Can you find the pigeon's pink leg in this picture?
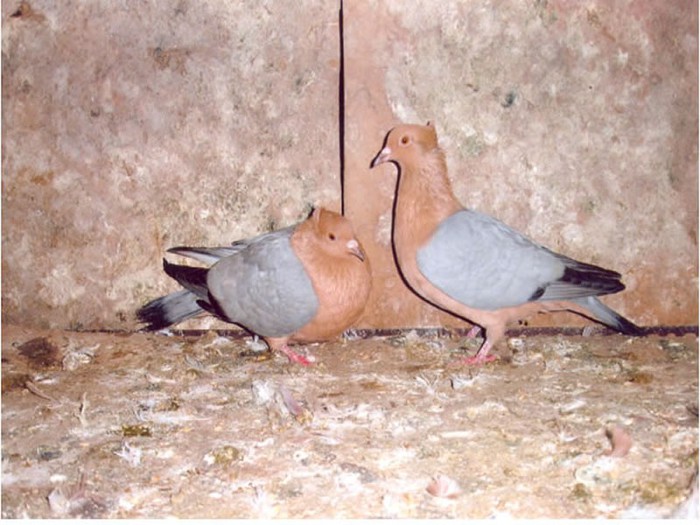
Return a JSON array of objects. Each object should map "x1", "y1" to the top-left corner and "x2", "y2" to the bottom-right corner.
[
  {"x1": 458, "y1": 339, "x2": 498, "y2": 366},
  {"x1": 278, "y1": 344, "x2": 314, "y2": 366},
  {"x1": 447, "y1": 325, "x2": 496, "y2": 366},
  {"x1": 466, "y1": 325, "x2": 482, "y2": 339}
]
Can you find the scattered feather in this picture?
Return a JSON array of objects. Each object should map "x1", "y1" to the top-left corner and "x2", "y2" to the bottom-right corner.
[
  {"x1": 47, "y1": 487, "x2": 71, "y2": 515},
  {"x1": 251, "y1": 485, "x2": 276, "y2": 519},
  {"x1": 605, "y1": 426, "x2": 633, "y2": 457},
  {"x1": 245, "y1": 336, "x2": 268, "y2": 352},
  {"x1": 278, "y1": 384, "x2": 312, "y2": 423},
  {"x1": 581, "y1": 325, "x2": 596, "y2": 337},
  {"x1": 415, "y1": 373, "x2": 440, "y2": 396},
  {"x1": 277, "y1": 384, "x2": 303, "y2": 417},
  {"x1": 426, "y1": 473, "x2": 462, "y2": 499},
  {"x1": 507, "y1": 337, "x2": 526, "y2": 351},
  {"x1": 251, "y1": 379, "x2": 276, "y2": 406},
  {"x1": 62, "y1": 343, "x2": 99, "y2": 371},
  {"x1": 450, "y1": 373, "x2": 477, "y2": 390},
  {"x1": 114, "y1": 442, "x2": 142, "y2": 466},
  {"x1": 25, "y1": 381, "x2": 59, "y2": 403},
  {"x1": 559, "y1": 399, "x2": 587, "y2": 415},
  {"x1": 183, "y1": 355, "x2": 210, "y2": 372},
  {"x1": 75, "y1": 392, "x2": 89, "y2": 427}
]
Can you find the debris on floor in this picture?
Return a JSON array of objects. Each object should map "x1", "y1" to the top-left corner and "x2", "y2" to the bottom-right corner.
[{"x1": 1, "y1": 324, "x2": 697, "y2": 518}]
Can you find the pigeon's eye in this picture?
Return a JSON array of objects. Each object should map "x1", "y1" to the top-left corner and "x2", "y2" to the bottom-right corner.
[
  {"x1": 400, "y1": 135, "x2": 410, "y2": 145},
  {"x1": 328, "y1": 233, "x2": 336, "y2": 241}
]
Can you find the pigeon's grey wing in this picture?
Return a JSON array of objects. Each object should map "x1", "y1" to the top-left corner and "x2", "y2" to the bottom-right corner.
[
  {"x1": 168, "y1": 226, "x2": 297, "y2": 266},
  {"x1": 167, "y1": 246, "x2": 242, "y2": 266},
  {"x1": 206, "y1": 231, "x2": 318, "y2": 337},
  {"x1": 230, "y1": 225, "x2": 296, "y2": 248},
  {"x1": 417, "y1": 210, "x2": 567, "y2": 310}
]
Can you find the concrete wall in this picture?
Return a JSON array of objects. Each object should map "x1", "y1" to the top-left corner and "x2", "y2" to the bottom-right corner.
[{"x1": 2, "y1": 0, "x2": 697, "y2": 331}]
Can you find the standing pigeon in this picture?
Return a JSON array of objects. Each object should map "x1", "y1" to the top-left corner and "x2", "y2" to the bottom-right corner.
[
  {"x1": 137, "y1": 208, "x2": 372, "y2": 365},
  {"x1": 371, "y1": 122, "x2": 641, "y2": 364}
]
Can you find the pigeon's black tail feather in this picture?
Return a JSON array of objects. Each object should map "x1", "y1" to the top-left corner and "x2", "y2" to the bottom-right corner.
[
  {"x1": 614, "y1": 313, "x2": 645, "y2": 336},
  {"x1": 560, "y1": 265, "x2": 625, "y2": 296},
  {"x1": 571, "y1": 296, "x2": 643, "y2": 336},
  {"x1": 136, "y1": 259, "x2": 212, "y2": 331},
  {"x1": 136, "y1": 289, "x2": 204, "y2": 331},
  {"x1": 163, "y1": 259, "x2": 209, "y2": 298}
]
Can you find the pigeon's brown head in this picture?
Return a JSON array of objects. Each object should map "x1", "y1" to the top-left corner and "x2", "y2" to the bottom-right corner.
[
  {"x1": 308, "y1": 208, "x2": 366, "y2": 263},
  {"x1": 370, "y1": 121, "x2": 439, "y2": 170}
]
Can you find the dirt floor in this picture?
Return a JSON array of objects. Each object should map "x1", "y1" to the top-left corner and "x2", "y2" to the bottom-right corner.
[{"x1": 1, "y1": 323, "x2": 698, "y2": 519}]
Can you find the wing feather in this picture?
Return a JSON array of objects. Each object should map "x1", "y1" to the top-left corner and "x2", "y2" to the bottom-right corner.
[{"x1": 417, "y1": 210, "x2": 624, "y2": 310}]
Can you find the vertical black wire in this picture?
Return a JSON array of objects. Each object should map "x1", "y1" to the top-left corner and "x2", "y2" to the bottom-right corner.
[{"x1": 338, "y1": 0, "x2": 345, "y2": 216}]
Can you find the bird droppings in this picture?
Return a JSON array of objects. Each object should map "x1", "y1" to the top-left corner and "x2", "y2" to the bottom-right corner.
[
  {"x1": 16, "y1": 337, "x2": 61, "y2": 369},
  {"x1": 501, "y1": 90, "x2": 518, "y2": 108},
  {"x1": 1, "y1": 323, "x2": 697, "y2": 519},
  {"x1": 204, "y1": 446, "x2": 243, "y2": 467},
  {"x1": 120, "y1": 424, "x2": 152, "y2": 438}
]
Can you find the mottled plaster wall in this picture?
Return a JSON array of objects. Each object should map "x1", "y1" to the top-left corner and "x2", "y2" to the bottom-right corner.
[
  {"x1": 2, "y1": 0, "x2": 697, "y2": 331},
  {"x1": 2, "y1": 0, "x2": 342, "y2": 329},
  {"x1": 345, "y1": 0, "x2": 698, "y2": 330}
]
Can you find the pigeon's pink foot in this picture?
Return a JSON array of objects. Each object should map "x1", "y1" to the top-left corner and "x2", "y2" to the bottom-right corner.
[
  {"x1": 449, "y1": 339, "x2": 497, "y2": 366},
  {"x1": 460, "y1": 353, "x2": 498, "y2": 366},
  {"x1": 278, "y1": 345, "x2": 314, "y2": 366},
  {"x1": 466, "y1": 325, "x2": 482, "y2": 339}
]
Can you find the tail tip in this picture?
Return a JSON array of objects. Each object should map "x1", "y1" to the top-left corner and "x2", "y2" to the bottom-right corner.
[
  {"x1": 615, "y1": 315, "x2": 644, "y2": 336},
  {"x1": 135, "y1": 304, "x2": 171, "y2": 332}
]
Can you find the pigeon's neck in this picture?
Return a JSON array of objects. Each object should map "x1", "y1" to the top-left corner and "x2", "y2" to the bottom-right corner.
[
  {"x1": 396, "y1": 151, "x2": 462, "y2": 223},
  {"x1": 394, "y1": 150, "x2": 463, "y2": 252}
]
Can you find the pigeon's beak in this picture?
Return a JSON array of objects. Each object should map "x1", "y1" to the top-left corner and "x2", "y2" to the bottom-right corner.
[
  {"x1": 370, "y1": 147, "x2": 392, "y2": 168},
  {"x1": 346, "y1": 239, "x2": 366, "y2": 262}
]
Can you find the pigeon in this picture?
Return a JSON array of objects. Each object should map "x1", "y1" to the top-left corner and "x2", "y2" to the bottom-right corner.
[
  {"x1": 371, "y1": 122, "x2": 641, "y2": 364},
  {"x1": 137, "y1": 208, "x2": 372, "y2": 365}
]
